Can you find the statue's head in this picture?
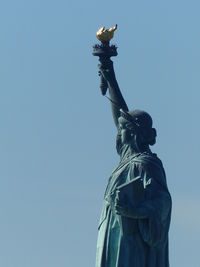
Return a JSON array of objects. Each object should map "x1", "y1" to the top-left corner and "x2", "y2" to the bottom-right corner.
[{"x1": 118, "y1": 109, "x2": 157, "y2": 150}]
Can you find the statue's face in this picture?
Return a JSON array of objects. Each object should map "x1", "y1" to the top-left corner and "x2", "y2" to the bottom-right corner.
[{"x1": 118, "y1": 117, "x2": 133, "y2": 145}]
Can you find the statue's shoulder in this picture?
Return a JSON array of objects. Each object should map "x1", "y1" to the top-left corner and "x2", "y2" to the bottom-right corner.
[
  {"x1": 132, "y1": 152, "x2": 168, "y2": 189},
  {"x1": 132, "y1": 152, "x2": 164, "y2": 174},
  {"x1": 134, "y1": 152, "x2": 162, "y2": 165}
]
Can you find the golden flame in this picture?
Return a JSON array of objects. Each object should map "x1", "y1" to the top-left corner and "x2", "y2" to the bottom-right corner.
[{"x1": 96, "y1": 24, "x2": 118, "y2": 42}]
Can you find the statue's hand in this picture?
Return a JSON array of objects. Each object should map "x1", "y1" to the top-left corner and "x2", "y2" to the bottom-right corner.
[
  {"x1": 115, "y1": 202, "x2": 134, "y2": 218},
  {"x1": 98, "y1": 59, "x2": 116, "y2": 83},
  {"x1": 114, "y1": 190, "x2": 147, "y2": 219}
]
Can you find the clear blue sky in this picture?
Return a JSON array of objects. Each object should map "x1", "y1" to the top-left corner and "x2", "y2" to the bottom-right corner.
[{"x1": 0, "y1": 0, "x2": 199, "y2": 266}]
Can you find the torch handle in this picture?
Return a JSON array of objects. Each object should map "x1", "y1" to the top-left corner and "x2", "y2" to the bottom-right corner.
[{"x1": 100, "y1": 74, "x2": 108, "y2": 95}]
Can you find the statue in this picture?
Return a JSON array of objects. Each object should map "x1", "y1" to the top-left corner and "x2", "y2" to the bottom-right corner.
[{"x1": 93, "y1": 25, "x2": 172, "y2": 267}]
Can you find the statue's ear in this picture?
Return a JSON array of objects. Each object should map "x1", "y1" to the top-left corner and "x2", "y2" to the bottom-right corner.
[{"x1": 125, "y1": 122, "x2": 133, "y2": 130}]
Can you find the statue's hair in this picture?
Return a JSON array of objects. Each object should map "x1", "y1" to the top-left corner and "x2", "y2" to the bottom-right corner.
[{"x1": 119, "y1": 109, "x2": 157, "y2": 146}]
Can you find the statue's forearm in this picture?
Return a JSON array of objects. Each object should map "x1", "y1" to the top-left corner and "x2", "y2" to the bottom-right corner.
[
  {"x1": 115, "y1": 202, "x2": 148, "y2": 219},
  {"x1": 107, "y1": 79, "x2": 128, "y2": 126},
  {"x1": 99, "y1": 60, "x2": 129, "y2": 127}
]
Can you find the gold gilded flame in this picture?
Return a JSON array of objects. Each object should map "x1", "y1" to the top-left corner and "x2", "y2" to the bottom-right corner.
[{"x1": 96, "y1": 24, "x2": 118, "y2": 42}]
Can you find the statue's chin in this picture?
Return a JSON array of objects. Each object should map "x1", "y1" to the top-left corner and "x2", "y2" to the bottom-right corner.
[{"x1": 121, "y1": 136, "x2": 126, "y2": 144}]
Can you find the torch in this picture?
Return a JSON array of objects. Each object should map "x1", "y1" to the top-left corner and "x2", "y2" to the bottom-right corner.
[{"x1": 93, "y1": 24, "x2": 118, "y2": 95}]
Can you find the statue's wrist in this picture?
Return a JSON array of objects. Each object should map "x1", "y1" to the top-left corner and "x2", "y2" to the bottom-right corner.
[{"x1": 99, "y1": 69, "x2": 116, "y2": 84}]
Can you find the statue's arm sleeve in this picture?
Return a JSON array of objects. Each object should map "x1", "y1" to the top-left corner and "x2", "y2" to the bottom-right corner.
[
  {"x1": 136, "y1": 165, "x2": 172, "y2": 246},
  {"x1": 99, "y1": 59, "x2": 129, "y2": 127}
]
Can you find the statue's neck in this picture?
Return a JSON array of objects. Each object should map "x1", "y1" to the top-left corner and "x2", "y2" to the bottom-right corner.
[
  {"x1": 120, "y1": 145, "x2": 138, "y2": 160},
  {"x1": 122, "y1": 143, "x2": 151, "y2": 159}
]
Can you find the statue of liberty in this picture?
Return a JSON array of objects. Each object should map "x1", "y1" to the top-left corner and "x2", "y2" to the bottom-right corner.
[{"x1": 93, "y1": 25, "x2": 172, "y2": 267}]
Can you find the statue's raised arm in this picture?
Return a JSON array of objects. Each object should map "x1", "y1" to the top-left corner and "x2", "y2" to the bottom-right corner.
[
  {"x1": 93, "y1": 25, "x2": 128, "y2": 127},
  {"x1": 98, "y1": 58, "x2": 128, "y2": 127}
]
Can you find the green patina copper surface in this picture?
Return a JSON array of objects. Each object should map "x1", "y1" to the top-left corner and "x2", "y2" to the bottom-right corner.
[{"x1": 93, "y1": 28, "x2": 171, "y2": 267}]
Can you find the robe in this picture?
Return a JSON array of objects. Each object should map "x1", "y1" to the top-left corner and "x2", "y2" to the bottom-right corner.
[{"x1": 96, "y1": 143, "x2": 172, "y2": 267}]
